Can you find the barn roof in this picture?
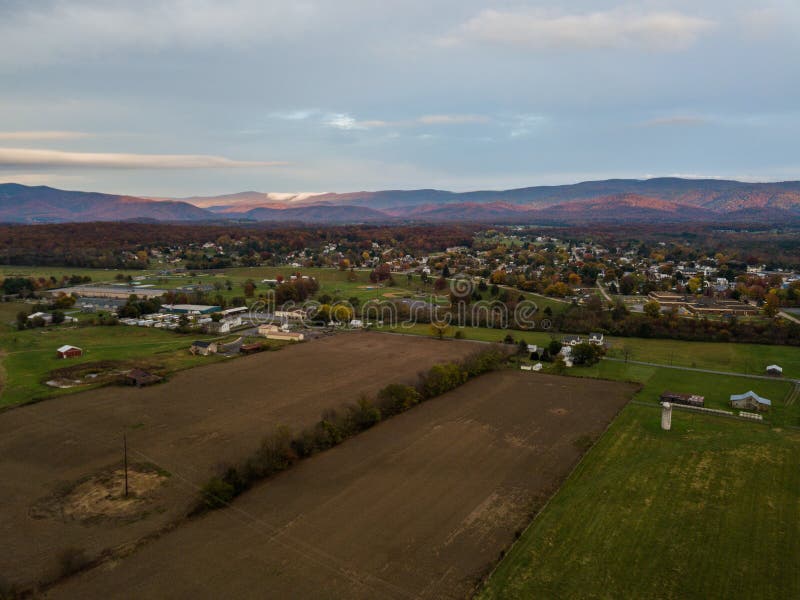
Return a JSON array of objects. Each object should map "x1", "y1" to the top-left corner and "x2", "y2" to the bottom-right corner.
[
  {"x1": 730, "y1": 391, "x2": 771, "y2": 406},
  {"x1": 56, "y1": 345, "x2": 81, "y2": 353}
]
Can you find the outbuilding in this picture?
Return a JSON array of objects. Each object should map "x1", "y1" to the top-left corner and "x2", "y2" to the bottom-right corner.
[
  {"x1": 730, "y1": 391, "x2": 771, "y2": 412},
  {"x1": 660, "y1": 391, "x2": 705, "y2": 408},
  {"x1": 766, "y1": 365, "x2": 783, "y2": 376},
  {"x1": 124, "y1": 369, "x2": 162, "y2": 387},
  {"x1": 56, "y1": 345, "x2": 82, "y2": 359},
  {"x1": 190, "y1": 340, "x2": 218, "y2": 356}
]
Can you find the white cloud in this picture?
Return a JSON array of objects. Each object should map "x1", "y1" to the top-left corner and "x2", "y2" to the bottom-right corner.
[
  {"x1": 0, "y1": 1, "x2": 317, "y2": 66},
  {"x1": 321, "y1": 112, "x2": 489, "y2": 130},
  {"x1": 441, "y1": 8, "x2": 715, "y2": 52},
  {"x1": 323, "y1": 113, "x2": 364, "y2": 130},
  {"x1": 0, "y1": 148, "x2": 286, "y2": 169},
  {"x1": 0, "y1": 130, "x2": 91, "y2": 141}
]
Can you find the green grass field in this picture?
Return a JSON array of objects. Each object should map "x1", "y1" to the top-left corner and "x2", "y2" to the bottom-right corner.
[
  {"x1": 480, "y1": 404, "x2": 800, "y2": 599},
  {"x1": 603, "y1": 335, "x2": 800, "y2": 378},
  {"x1": 379, "y1": 324, "x2": 800, "y2": 380},
  {"x1": 570, "y1": 360, "x2": 797, "y2": 426},
  {"x1": 0, "y1": 325, "x2": 226, "y2": 407}
]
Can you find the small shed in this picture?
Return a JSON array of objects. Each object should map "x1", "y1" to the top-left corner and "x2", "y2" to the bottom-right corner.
[
  {"x1": 730, "y1": 391, "x2": 771, "y2": 412},
  {"x1": 190, "y1": 340, "x2": 218, "y2": 356},
  {"x1": 766, "y1": 364, "x2": 783, "y2": 376},
  {"x1": 56, "y1": 345, "x2": 82, "y2": 359},
  {"x1": 124, "y1": 369, "x2": 162, "y2": 387}
]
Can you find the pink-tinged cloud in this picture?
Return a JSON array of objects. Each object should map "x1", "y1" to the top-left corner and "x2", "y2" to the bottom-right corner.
[
  {"x1": 0, "y1": 131, "x2": 90, "y2": 141},
  {"x1": 0, "y1": 148, "x2": 287, "y2": 169}
]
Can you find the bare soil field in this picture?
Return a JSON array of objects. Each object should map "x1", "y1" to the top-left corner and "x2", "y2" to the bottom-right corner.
[
  {"x1": 51, "y1": 372, "x2": 637, "y2": 599},
  {"x1": 0, "y1": 332, "x2": 480, "y2": 589}
]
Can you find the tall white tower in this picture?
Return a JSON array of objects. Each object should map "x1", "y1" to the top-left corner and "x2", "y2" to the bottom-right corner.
[{"x1": 661, "y1": 402, "x2": 672, "y2": 431}]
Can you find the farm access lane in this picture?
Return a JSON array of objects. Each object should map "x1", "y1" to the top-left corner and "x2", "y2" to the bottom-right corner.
[{"x1": 603, "y1": 357, "x2": 800, "y2": 384}]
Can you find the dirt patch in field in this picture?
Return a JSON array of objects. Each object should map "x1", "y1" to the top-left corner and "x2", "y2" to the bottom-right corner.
[
  {"x1": 31, "y1": 465, "x2": 167, "y2": 523},
  {"x1": 44, "y1": 360, "x2": 168, "y2": 390},
  {"x1": 0, "y1": 332, "x2": 481, "y2": 589},
  {"x1": 51, "y1": 372, "x2": 637, "y2": 599}
]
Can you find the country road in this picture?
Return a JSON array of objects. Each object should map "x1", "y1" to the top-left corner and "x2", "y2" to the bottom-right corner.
[{"x1": 597, "y1": 281, "x2": 612, "y2": 303}]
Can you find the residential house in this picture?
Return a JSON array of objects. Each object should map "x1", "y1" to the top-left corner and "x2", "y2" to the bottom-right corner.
[
  {"x1": 190, "y1": 340, "x2": 218, "y2": 356},
  {"x1": 561, "y1": 335, "x2": 582, "y2": 346},
  {"x1": 588, "y1": 333, "x2": 604, "y2": 346}
]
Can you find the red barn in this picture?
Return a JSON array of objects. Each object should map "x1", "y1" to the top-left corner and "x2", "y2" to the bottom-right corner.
[{"x1": 56, "y1": 345, "x2": 83, "y2": 359}]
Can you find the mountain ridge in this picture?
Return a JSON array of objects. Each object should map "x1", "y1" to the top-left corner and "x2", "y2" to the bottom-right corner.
[{"x1": 3, "y1": 179, "x2": 800, "y2": 224}]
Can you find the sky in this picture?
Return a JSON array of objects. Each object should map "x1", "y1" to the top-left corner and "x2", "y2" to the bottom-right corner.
[{"x1": 1, "y1": 0, "x2": 799, "y2": 196}]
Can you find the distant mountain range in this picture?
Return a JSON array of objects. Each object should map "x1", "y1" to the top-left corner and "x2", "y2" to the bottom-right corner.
[{"x1": 4, "y1": 178, "x2": 800, "y2": 224}]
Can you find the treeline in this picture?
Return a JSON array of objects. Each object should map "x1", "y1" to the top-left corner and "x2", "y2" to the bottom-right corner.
[
  {"x1": 548, "y1": 223, "x2": 800, "y2": 269},
  {"x1": 0, "y1": 223, "x2": 479, "y2": 269},
  {"x1": 198, "y1": 347, "x2": 507, "y2": 511},
  {"x1": 552, "y1": 302, "x2": 800, "y2": 346}
]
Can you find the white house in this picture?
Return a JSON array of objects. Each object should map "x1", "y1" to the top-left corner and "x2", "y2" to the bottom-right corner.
[
  {"x1": 766, "y1": 364, "x2": 783, "y2": 376},
  {"x1": 588, "y1": 333, "x2": 604, "y2": 345}
]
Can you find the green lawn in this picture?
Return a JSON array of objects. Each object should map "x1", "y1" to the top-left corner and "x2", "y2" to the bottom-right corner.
[
  {"x1": 570, "y1": 360, "x2": 797, "y2": 426},
  {"x1": 378, "y1": 324, "x2": 800, "y2": 380},
  {"x1": 480, "y1": 404, "x2": 800, "y2": 599},
  {"x1": 0, "y1": 325, "x2": 225, "y2": 407},
  {"x1": 0, "y1": 265, "x2": 146, "y2": 282},
  {"x1": 604, "y1": 335, "x2": 800, "y2": 378}
]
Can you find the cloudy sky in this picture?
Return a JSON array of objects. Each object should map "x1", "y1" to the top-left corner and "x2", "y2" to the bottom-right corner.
[{"x1": 1, "y1": 0, "x2": 799, "y2": 196}]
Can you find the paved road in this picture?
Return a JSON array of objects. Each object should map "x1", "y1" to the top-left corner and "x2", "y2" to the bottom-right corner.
[
  {"x1": 779, "y1": 310, "x2": 800, "y2": 325},
  {"x1": 603, "y1": 357, "x2": 800, "y2": 384}
]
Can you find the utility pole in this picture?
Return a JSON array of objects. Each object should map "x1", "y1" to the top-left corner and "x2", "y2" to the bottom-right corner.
[{"x1": 123, "y1": 434, "x2": 129, "y2": 498}]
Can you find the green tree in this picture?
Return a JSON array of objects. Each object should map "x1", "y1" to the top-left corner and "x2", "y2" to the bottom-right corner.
[
  {"x1": 643, "y1": 300, "x2": 661, "y2": 319},
  {"x1": 572, "y1": 342, "x2": 601, "y2": 366},
  {"x1": 764, "y1": 291, "x2": 780, "y2": 318},
  {"x1": 423, "y1": 363, "x2": 467, "y2": 397},
  {"x1": 430, "y1": 322, "x2": 450, "y2": 340}
]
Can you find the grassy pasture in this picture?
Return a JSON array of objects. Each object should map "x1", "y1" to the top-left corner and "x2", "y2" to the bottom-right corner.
[
  {"x1": 380, "y1": 323, "x2": 800, "y2": 380},
  {"x1": 570, "y1": 360, "x2": 797, "y2": 426},
  {"x1": 480, "y1": 404, "x2": 800, "y2": 599},
  {"x1": 0, "y1": 326, "x2": 224, "y2": 407}
]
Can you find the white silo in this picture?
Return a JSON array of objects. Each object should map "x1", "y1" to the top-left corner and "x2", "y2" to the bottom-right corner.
[{"x1": 661, "y1": 402, "x2": 672, "y2": 431}]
